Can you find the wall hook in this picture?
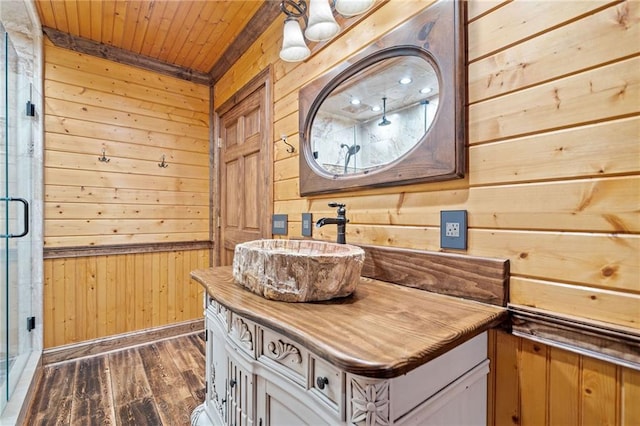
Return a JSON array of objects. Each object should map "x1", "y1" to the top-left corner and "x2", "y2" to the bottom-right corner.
[
  {"x1": 158, "y1": 155, "x2": 169, "y2": 168},
  {"x1": 98, "y1": 149, "x2": 110, "y2": 163},
  {"x1": 281, "y1": 135, "x2": 295, "y2": 153}
]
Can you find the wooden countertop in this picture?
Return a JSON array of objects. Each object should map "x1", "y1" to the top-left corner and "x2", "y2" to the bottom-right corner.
[{"x1": 192, "y1": 266, "x2": 507, "y2": 379}]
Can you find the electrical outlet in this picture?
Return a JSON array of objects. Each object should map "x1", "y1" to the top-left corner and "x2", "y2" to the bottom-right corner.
[
  {"x1": 440, "y1": 210, "x2": 467, "y2": 250},
  {"x1": 445, "y1": 222, "x2": 460, "y2": 237}
]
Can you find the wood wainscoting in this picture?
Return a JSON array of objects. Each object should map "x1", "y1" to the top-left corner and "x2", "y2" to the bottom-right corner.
[
  {"x1": 488, "y1": 329, "x2": 640, "y2": 425},
  {"x1": 43, "y1": 245, "x2": 209, "y2": 350}
]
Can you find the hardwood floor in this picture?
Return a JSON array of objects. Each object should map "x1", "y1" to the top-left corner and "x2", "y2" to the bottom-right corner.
[{"x1": 26, "y1": 333, "x2": 205, "y2": 425}]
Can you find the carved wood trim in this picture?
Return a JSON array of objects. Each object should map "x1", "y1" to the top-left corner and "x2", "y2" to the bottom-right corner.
[
  {"x1": 267, "y1": 340, "x2": 302, "y2": 364},
  {"x1": 359, "y1": 244, "x2": 509, "y2": 306},
  {"x1": 220, "y1": 305, "x2": 230, "y2": 330},
  {"x1": 42, "y1": 27, "x2": 211, "y2": 85},
  {"x1": 43, "y1": 240, "x2": 213, "y2": 259},
  {"x1": 350, "y1": 378, "x2": 390, "y2": 425},
  {"x1": 231, "y1": 318, "x2": 254, "y2": 351},
  {"x1": 210, "y1": 358, "x2": 220, "y2": 408},
  {"x1": 509, "y1": 305, "x2": 640, "y2": 370}
]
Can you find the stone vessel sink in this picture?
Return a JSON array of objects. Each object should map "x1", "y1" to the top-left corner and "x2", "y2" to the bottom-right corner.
[{"x1": 232, "y1": 239, "x2": 365, "y2": 302}]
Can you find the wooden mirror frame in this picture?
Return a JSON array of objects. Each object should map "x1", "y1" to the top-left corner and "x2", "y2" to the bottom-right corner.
[{"x1": 298, "y1": 0, "x2": 466, "y2": 196}]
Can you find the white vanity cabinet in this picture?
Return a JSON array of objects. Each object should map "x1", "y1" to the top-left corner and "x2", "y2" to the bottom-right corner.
[
  {"x1": 190, "y1": 265, "x2": 508, "y2": 426},
  {"x1": 193, "y1": 299, "x2": 490, "y2": 426}
]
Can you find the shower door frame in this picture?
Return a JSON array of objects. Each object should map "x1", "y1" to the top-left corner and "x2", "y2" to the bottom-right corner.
[
  {"x1": 1, "y1": 24, "x2": 33, "y2": 412},
  {"x1": 0, "y1": 0, "x2": 43, "y2": 421}
]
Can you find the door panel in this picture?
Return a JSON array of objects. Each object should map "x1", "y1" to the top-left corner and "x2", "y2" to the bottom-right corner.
[
  {"x1": 217, "y1": 74, "x2": 271, "y2": 266},
  {"x1": 244, "y1": 153, "x2": 260, "y2": 230},
  {"x1": 257, "y1": 378, "x2": 327, "y2": 426},
  {"x1": 226, "y1": 124, "x2": 239, "y2": 148},
  {"x1": 244, "y1": 107, "x2": 261, "y2": 137},
  {"x1": 224, "y1": 160, "x2": 240, "y2": 228},
  {"x1": 227, "y1": 354, "x2": 254, "y2": 426}
]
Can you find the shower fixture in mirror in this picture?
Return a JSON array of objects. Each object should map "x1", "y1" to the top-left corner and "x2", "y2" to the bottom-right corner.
[
  {"x1": 299, "y1": 0, "x2": 465, "y2": 196},
  {"x1": 310, "y1": 55, "x2": 439, "y2": 176}
]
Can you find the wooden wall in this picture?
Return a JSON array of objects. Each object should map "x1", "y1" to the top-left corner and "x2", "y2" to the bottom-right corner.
[
  {"x1": 44, "y1": 38, "x2": 210, "y2": 248},
  {"x1": 43, "y1": 38, "x2": 210, "y2": 349},
  {"x1": 214, "y1": 0, "x2": 639, "y2": 424}
]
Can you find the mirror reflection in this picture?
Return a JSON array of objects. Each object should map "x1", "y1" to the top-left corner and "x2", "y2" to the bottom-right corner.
[{"x1": 310, "y1": 55, "x2": 439, "y2": 176}]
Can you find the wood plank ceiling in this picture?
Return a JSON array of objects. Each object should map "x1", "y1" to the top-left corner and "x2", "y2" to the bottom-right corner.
[{"x1": 34, "y1": 0, "x2": 281, "y2": 83}]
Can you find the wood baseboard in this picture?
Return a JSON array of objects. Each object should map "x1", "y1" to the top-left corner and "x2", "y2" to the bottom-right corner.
[{"x1": 42, "y1": 318, "x2": 204, "y2": 365}]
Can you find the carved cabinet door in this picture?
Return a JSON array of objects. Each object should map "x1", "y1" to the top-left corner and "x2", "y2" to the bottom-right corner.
[
  {"x1": 207, "y1": 325, "x2": 228, "y2": 422},
  {"x1": 256, "y1": 377, "x2": 327, "y2": 426},
  {"x1": 226, "y1": 350, "x2": 255, "y2": 426}
]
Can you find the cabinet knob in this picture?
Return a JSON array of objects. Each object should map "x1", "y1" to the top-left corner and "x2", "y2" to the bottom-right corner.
[
  {"x1": 229, "y1": 379, "x2": 237, "y2": 388},
  {"x1": 316, "y1": 376, "x2": 329, "y2": 390}
]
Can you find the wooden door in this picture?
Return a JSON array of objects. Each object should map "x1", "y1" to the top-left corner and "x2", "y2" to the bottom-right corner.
[{"x1": 216, "y1": 70, "x2": 272, "y2": 266}]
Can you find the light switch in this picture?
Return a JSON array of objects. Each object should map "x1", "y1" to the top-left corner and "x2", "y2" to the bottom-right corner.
[
  {"x1": 272, "y1": 214, "x2": 288, "y2": 235},
  {"x1": 301, "y1": 213, "x2": 313, "y2": 237}
]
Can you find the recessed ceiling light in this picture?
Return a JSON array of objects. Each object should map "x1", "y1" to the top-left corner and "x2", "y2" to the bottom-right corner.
[
  {"x1": 399, "y1": 77, "x2": 412, "y2": 85},
  {"x1": 420, "y1": 87, "x2": 432, "y2": 94},
  {"x1": 350, "y1": 98, "x2": 361, "y2": 105},
  {"x1": 371, "y1": 105, "x2": 381, "y2": 112}
]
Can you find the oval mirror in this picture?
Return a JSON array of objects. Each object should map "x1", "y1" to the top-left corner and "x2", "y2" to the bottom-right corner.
[
  {"x1": 310, "y1": 55, "x2": 439, "y2": 176},
  {"x1": 298, "y1": 0, "x2": 465, "y2": 196}
]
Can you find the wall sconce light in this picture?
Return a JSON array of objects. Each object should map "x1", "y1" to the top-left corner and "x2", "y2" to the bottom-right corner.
[{"x1": 279, "y1": 0, "x2": 375, "y2": 63}]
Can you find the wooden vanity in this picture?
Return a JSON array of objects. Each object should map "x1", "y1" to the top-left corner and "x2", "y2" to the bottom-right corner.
[{"x1": 190, "y1": 246, "x2": 509, "y2": 426}]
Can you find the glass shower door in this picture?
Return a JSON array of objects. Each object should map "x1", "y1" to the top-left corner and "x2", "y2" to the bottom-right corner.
[{"x1": 1, "y1": 25, "x2": 33, "y2": 412}]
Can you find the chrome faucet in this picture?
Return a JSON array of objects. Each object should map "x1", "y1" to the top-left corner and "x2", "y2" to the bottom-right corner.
[{"x1": 316, "y1": 202, "x2": 349, "y2": 244}]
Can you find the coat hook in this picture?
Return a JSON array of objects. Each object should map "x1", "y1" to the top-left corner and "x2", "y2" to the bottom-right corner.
[
  {"x1": 98, "y1": 149, "x2": 110, "y2": 163},
  {"x1": 158, "y1": 155, "x2": 169, "y2": 168},
  {"x1": 281, "y1": 135, "x2": 295, "y2": 153}
]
